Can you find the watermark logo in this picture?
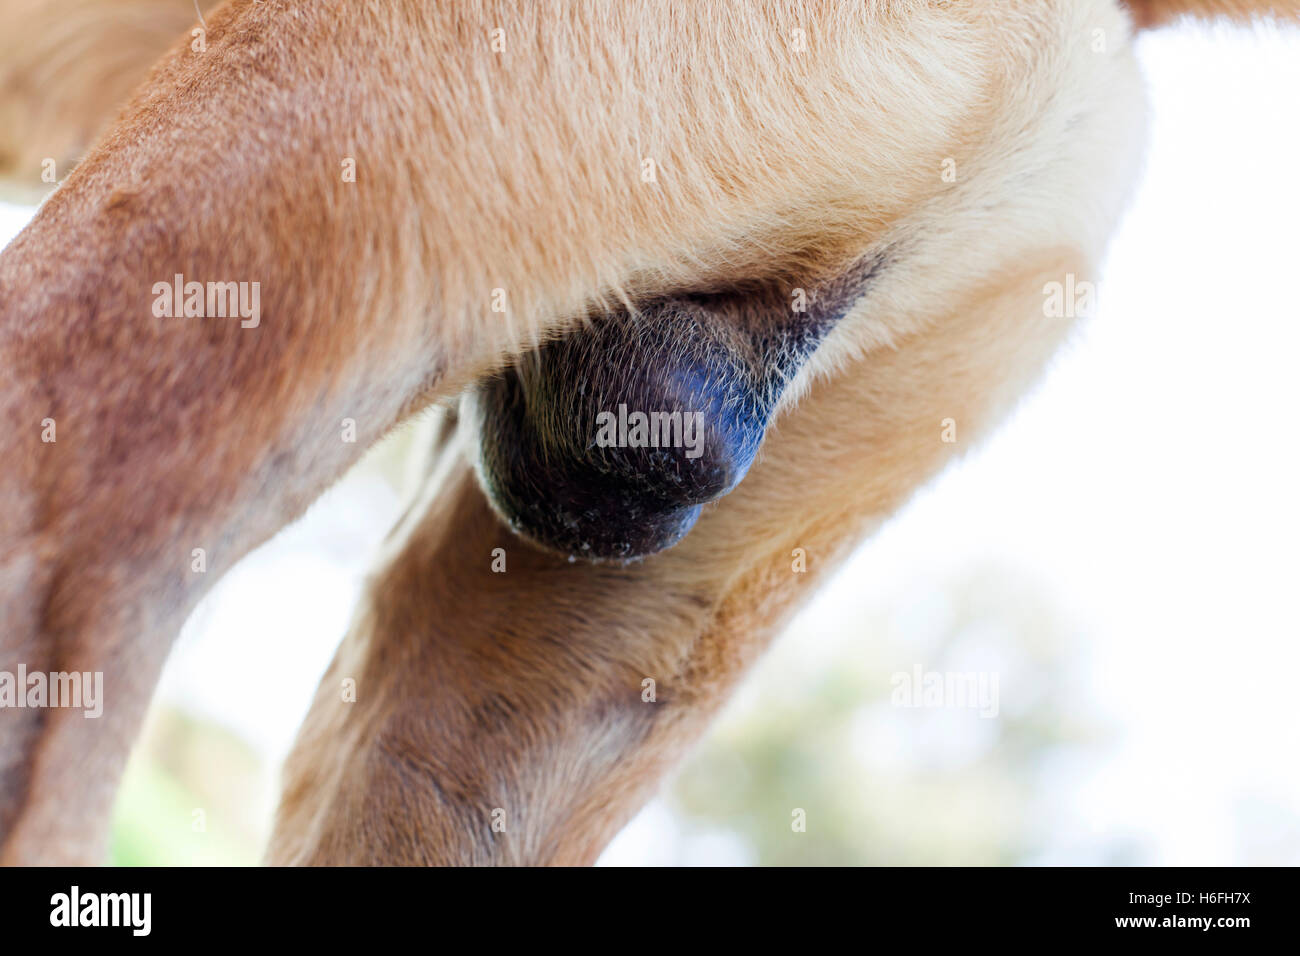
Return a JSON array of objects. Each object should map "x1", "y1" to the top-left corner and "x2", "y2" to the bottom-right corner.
[
  {"x1": 0, "y1": 666, "x2": 102, "y2": 718},
  {"x1": 1042, "y1": 273, "x2": 1095, "y2": 319},
  {"x1": 152, "y1": 273, "x2": 260, "y2": 328},
  {"x1": 595, "y1": 404, "x2": 704, "y2": 459},
  {"x1": 890, "y1": 665, "x2": 999, "y2": 718},
  {"x1": 50, "y1": 886, "x2": 150, "y2": 936}
]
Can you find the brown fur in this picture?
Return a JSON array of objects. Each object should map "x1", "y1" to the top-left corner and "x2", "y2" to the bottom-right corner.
[
  {"x1": 0, "y1": 0, "x2": 1284, "y2": 864},
  {"x1": 1124, "y1": 0, "x2": 1300, "y2": 27},
  {"x1": 0, "y1": 0, "x2": 223, "y2": 196}
]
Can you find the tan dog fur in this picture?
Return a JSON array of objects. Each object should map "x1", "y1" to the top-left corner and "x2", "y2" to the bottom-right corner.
[{"x1": 0, "y1": 0, "x2": 1293, "y2": 864}]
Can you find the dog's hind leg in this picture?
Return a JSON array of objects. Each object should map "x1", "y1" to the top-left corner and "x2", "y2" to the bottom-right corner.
[{"x1": 267, "y1": 249, "x2": 1088, "y2": 865}]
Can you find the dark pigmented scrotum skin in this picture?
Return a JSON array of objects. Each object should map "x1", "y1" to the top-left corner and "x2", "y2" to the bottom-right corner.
[{"x1": 471, "y1": 253, "x2": 885, "y2": 562}]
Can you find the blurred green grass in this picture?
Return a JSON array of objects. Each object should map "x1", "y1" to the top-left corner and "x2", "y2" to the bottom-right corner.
[{"x1": 110, "y1": 706, "x2": 265, "y2": 866}]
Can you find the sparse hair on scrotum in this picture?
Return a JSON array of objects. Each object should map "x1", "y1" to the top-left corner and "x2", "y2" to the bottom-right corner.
[{"x1": 467, "y1": 253, "x2": 887, "y2": 562}]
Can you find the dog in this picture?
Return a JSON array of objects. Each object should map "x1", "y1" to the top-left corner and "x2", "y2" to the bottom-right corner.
[{"x1": 0, "y1": 0, "x2": 1294, "y2": 865}]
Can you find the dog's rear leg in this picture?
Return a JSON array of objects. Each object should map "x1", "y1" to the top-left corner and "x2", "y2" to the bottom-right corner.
[
  {"x1": 0, "y1": 0, "x2": 572, "y2": 864},
  {"x1": 268, "y1": 252, "x2": 1082, "y2": 866}
]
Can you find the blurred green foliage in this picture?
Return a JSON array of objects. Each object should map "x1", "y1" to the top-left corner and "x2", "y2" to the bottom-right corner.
[
  {"x1": 110, "y1": 706, "x2": 264, "y2": 866},
  {"x1": 666, "y1": 564, "x2": 1125, "y2": 865}
]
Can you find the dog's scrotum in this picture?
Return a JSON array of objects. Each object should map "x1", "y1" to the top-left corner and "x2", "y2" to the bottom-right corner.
[{"x1": 468, "y1": 253, "x2": 887, "y2": 561}]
